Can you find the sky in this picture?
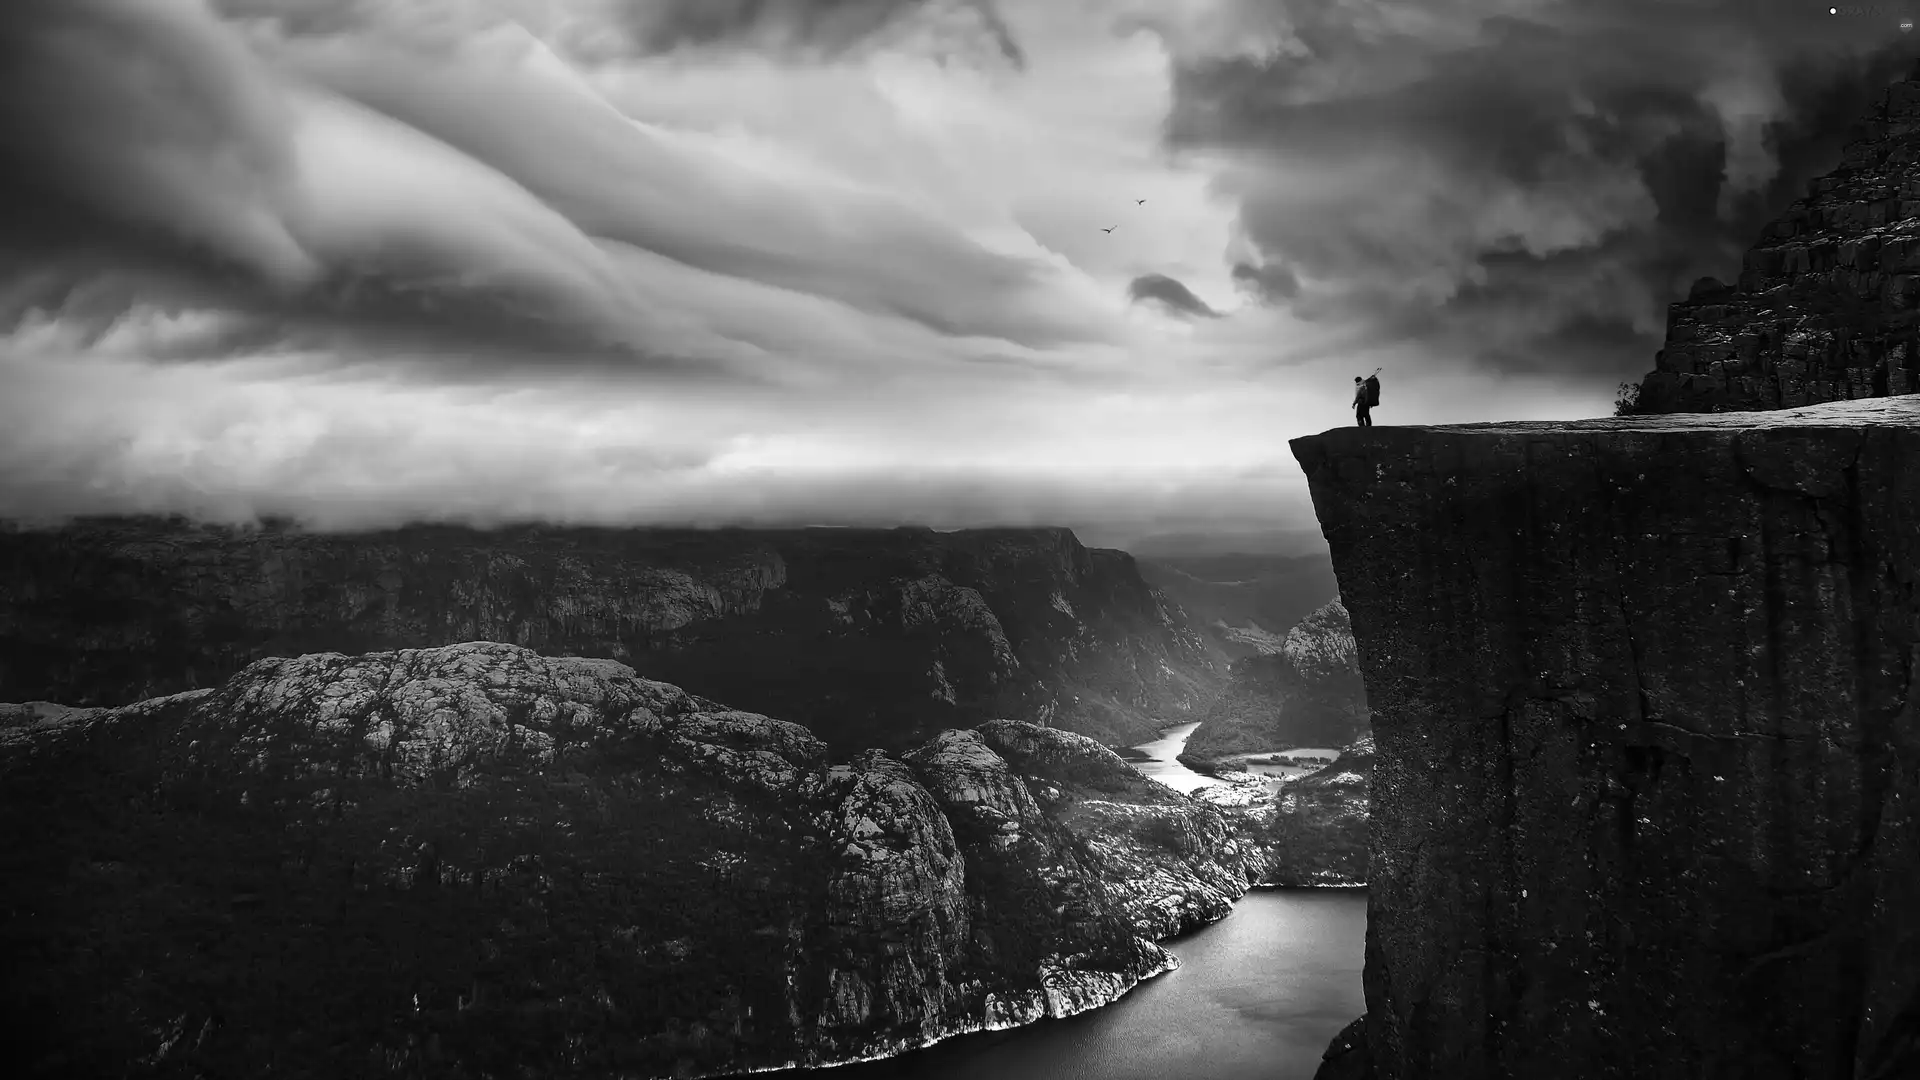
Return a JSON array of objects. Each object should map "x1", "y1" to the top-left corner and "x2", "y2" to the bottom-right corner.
[{"x1": 0, "y1": 0, "x2": 1916, "y2": 553}]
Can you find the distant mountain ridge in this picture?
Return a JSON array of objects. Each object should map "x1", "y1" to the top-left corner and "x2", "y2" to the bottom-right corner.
[
  {"x1": 1135, "y1": 552, "x2": 1338, "y2": 661},
  {"x1": 0, "y1": 517, "x2": 1223, "y2": 754}
]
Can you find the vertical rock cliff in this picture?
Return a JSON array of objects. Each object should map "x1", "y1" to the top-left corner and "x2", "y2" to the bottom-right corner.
[
  {"x1": 1293, "y1": 400, "x2": 1920, "y2": 1080},
  {"x1": 0, "y1": 518, "x2": 1218, "y2": 753},
  {"x1": 1631, "y1": 67, "x2": 1920, "y2": 414}
]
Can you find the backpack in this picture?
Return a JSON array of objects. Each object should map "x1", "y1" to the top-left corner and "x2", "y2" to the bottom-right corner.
[{"x1": 1364, "y1": 375, "x2": 1380, "y2": 407}]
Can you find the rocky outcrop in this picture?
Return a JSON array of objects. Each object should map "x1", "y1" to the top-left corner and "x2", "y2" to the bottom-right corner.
[
  {"x1": 1262, "y1": 735, "x2": 1372, "y2": 888},
  {"x1": 0, "y1": 518, "x2": 1220, "y2": 753},
  {"x1": 1, "y1": 641, "x2": 1270, "y2": 1080},
  {"x1": 1292, "y1": 401, "x2": 1920, "y2": 1079},
  {"x1": 964, "y1": 719, "x2": 1284, "y2": 935},
  {"x1": 1631, "y1": 66, "x2": 1920, "y2": 414},
  {"x1": 1182, "y1": 597, "x2": 1370, "y2": 764}
]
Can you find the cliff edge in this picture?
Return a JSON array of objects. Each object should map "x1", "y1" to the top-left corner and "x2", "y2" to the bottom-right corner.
[{"x1": 1293, "y1": 398, "x2": 1920, "y2": 1080}]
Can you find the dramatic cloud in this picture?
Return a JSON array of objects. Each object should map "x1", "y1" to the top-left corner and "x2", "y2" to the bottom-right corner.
[
  {"x1": 1164, "y1": 0, "x2": 1920, "y2": 380},
  {"x1": 0, "y1": 0, "x2": 1112, "y2": 372},
  {"x1": 0, "y1": 0, "x2": 1908, "y2": 551},
  {"x1": 1129, "y1": 273, "x2": 1222, "y2": 318},
  {"x1": 615, "y1": 0, "x2": 1029, "y2": 67}
]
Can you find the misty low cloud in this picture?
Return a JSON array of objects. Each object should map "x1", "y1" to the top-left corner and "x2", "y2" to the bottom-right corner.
[
  {"x1": 0, "y1": 342, "x2": 1332, "y2": 542},
  {"x1": 0, "y1": 319, "x2": 1620, "y2": 549}
]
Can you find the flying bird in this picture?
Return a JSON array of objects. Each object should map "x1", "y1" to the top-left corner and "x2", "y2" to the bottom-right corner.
[
  {"x1": 1136, "y1": 199, "x2": 1146, "y2": 205},
  {"x1": 1101, "y1": 226, "x2": 1117, "y2": 233}
]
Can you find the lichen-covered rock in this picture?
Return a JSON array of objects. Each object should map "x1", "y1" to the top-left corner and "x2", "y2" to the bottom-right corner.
[
  {"x1": 0, "y1": 643, "x2": 1239, "y2": 1080},
  {"x1": 905, "y1": 728, "x2": 1049, "y2": 842},
  {"x1": 812, "y1": 752, "x2": 970, "y2": 1040},
  {"x1": 0, "y1": 519, "x2": 1220, "y2": 753},
  {"x1": 1294, "y1": 400, "x2": 1920, "y2": 1080},
  {"x1": 1631, "y1": 63, "x2": 1920, "y2": 414},
  {"x1": 963, "y1": 719, "x2": 1281, "y2": 937}
]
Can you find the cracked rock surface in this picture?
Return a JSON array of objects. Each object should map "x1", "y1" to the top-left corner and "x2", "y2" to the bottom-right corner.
[
  {"x1": 1294, "y1": 400, "x2": 1920, "y2": 1080},
  {"x1": 1, "y1": 641, "x2": 1265, "y2": 1080}
]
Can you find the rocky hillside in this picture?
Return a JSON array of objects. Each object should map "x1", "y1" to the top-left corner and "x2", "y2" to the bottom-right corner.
[
  {"x1": 1, "y1": 641, "x2": 1277, "y2": 1080},
  {"x1": 1295, "y1": 402, "x2": 1920, "y2": 1080},
  {"x1": 1263, "y1": 735, "x2": 1372, "y2": 888},
  {"x1": 1137, "y1": 552, "x2": 1339, "y2": 659},
  {"x1": 1181, "y1": 598, "x2": 1369, "y2": 765},
  {"x1": 0, "y1": 518, "x2": 1219, "y2": 754},
  {"x1": 1630, "y1": 65, "x2": 1920, "y2": 414}
]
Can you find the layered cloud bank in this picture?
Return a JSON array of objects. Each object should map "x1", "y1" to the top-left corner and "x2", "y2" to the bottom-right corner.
[{"x1": 0, "y1": 0, "x2": 1912, "y2": 548}]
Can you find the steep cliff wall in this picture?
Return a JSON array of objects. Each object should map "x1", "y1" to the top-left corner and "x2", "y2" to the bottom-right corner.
[
  {"x1": 0, "y1": 518, "x2": 1219, "y2": 752},
  {"x1": 1631, "y1": 70, "x2": 1920, "y2": 414},
  {"x1": 0, "y1": 642, "x2": 1271, "y2": 1080},
  {"x1": 1293, "y1": 400, "x2": 1920, "y2": 1080}
]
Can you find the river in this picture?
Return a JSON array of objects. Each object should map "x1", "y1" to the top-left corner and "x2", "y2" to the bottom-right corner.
[
  {"x1": 812, "y1": 888, "x2": 1366, "y2": 1080},
  {"x1": 1124, "y1": 720, "x2": 1219, "y2": 793}
]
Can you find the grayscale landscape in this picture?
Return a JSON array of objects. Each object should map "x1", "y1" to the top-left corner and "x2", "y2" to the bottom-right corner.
[{"x1": 2, "y1": 2, "x2": 1915, "y2": 1079}]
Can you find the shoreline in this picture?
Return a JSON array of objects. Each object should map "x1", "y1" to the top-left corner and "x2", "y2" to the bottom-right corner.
[
  {"x1": 723, "y1": 950, "x2": 1183, "y2": 1079},
  {"x1": 739, "y1": 881, "x2": 1368, "y2": 1079},
  {"x1": 731, "y1": 722, "x2": 1370, "y2": 1078}
]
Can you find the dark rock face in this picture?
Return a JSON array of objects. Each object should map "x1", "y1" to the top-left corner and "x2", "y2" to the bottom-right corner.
[
  {"x1": 1, "y1": 642, "x2": 1271, "y2": 1079},
  {"x1": 0, "y1": 518, "x2": 1218, "y2": 753},
  {"x1": 1183, "y1": 598, "x2": 1369, "y2": 763},
  {"x1": 1631, "y1": 69, "x2": 1920, "y2": 414},
  {"x1": 1293, "y1": 401, "x2": 1920, "y2": 1080}
]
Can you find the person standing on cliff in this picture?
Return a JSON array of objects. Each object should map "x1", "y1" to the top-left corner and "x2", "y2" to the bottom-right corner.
[{"x1": 1353, "y1": 367, "x2": 1381, "y2": 427}]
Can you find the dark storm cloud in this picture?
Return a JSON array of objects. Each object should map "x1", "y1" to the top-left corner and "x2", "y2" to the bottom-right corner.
[
  {"x1": 1231, "y1": 261, "x2": 1300, "y2": 301},
  {"x1": 1128, "y1": 273, "x2": 1221, "y2": 318},
  {"x1": 212, "y1": 0, "x2": 1026, "y2": 68},
  {"x1": 1165, "y1": 0, "x2": 1920, "y2": 378},
  {"x1": 621, "y1": 0, "x2": 1027, "y2": 67}
]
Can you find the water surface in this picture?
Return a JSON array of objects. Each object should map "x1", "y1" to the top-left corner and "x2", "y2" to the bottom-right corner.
[
  {"x1": 1125, "y1": 721, "x2": 1220, "y2": 794},
  {"x1": 812, "y1": 888, "x2": 1367, "y2": 1080}
]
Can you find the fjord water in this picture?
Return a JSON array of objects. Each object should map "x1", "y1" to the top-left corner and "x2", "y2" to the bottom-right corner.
[
  {"x1": 760, "y1": 721, "x2": 1367, "y2": 1079},
  {"x1": 817, "y1": 720, "x2": 1365, "y2": 1079},
  {"x1": 817, "y1": 888, "x2": 1367, "y2": 1080},
  {"x1": 1125, "y1": 720, "x2": 1220, "y2": 793}
]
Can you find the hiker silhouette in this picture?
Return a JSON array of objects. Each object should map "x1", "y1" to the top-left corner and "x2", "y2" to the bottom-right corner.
[{"x1": 1353, "y1": 368, "x2": 1381, "y2": 427}]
